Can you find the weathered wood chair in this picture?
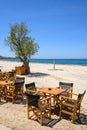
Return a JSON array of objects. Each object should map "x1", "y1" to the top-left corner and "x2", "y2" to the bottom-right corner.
[
  {"x1": 0, "y1": 71, "x2": 16, "y2": 81},
  {"x1": 15, "y1": 76, "x2": 25, "y2": 90},
  {"x1": 59, "y1": 82, "x2": 73, "y2": 97},
  {"x1": 8, "y1": 70, "x2": 16, "y2": 81},
  {"x1": 25, "y1": 92, "x2": 52, "y2": 125},
  {"x1": 6, "y1": 79, "x2": 25, "y2": 103},
  {"x1": 59, "y1": 90, "x2": 86, "y2": 123}
]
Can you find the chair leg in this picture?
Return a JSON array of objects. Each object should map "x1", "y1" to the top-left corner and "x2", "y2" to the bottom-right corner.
[
  {"x1": 12, "y1": 97, "x2": 15, "y2": 104},
  {"x1": 21, "y1": 95, "x2": 24, "y2": 101},
  {"x1": 59, "y1": 105, "x2": 62, "y2": 120},
  {"x1": 26, "y1": 97, "x2": 29, "y2": 119},
  {"x1": 5, "y1": 96, "x2": 7, "y2": 102},
  {"x1": 71, "y1": 108, "x2": 76, "y2": 123},
  {"x1": 49, "y1": 109, "x2": 51, "y2": 119},
  {"x1": 40, "y1": 112, "x2": 43, "y2": 126},
  {"x1": 71, "y1": 118, "x2": 74, "y2": 123},
  {"x1": 27, "y1": 105, "x2": 29, "y2": 119},
  {"x1": 59, "y1": 112, "x2": 62, "y2": 120}
]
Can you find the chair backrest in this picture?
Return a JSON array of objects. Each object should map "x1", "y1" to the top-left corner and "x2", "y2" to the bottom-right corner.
[
  {"x1": 16, "y1": 76, "x2": 25, "y2": 82},
  {"x1": 59, "y1": 82, "x2": 73, "y2": 96},
  {"x1": 77, "y1": 90, "x2": 86, "y2": 106},
  {"x1": 59, "y1": 82, "x2": 73, "y2": 90},
  {"x1": 25, "y1": 92, "x2": 40, "y2": 107},
  {"x1": 9, "y1": 70, "x2": 16, "y2": 78},
  {"x1": 14, "y1": 80, "x2": 25, "y2": 92},
  {"x1": 25, "y1": 82, "x2": 36, "y2": 91}
]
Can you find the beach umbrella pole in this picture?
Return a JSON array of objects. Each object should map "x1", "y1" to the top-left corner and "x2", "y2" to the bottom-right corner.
[{"x1": 53, "y1": 60, "x2": 55, "y2": 70}]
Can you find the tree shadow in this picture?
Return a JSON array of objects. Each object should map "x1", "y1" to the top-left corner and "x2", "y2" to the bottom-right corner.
[
  {"x1": 48, "y1": 69, "x2": 64, "y2": 71},
  {"x1": 52, "y1": 107, "x2": 87, "y2": 126},
  {"x1": 26, "y1": 72, "x2": 50, "y2": 77},
  {"x1": 7, "y1": 97, "x2": 26, "y2": 105}
]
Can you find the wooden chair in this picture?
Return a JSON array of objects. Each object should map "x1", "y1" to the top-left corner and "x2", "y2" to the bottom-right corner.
[
  {"x1": 6, "y1": 80, "x2": 25, "y2": 103},
  {"x1": 25, "y1": 92, "x2": 52, "y2": 125},
  {"x1": 8, "y1": 70, "x2": 16, "y2": 81},
  {"x1": 0, "y1": 71, "x2": 16, "y2": 81},
  {"x1": 59, "y1": 90, "x2": 86, "y2": 123},
  {"x1": 59, "y1": 82, "x2": 73, "y2": 97},
  {"x1": 25, "y1": 82, "x2": 44, "y2": 100},
  {"x1": 15, "y1": 76, "x2": 25, "y2": 92}
]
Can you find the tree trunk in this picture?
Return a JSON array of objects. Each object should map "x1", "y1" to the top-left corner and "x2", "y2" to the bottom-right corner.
[{"x1": 23, "y1": 61, "x2": 30, "y2": 74}]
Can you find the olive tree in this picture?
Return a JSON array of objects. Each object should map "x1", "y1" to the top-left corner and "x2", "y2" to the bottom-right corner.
[{"x1": 5, "y1": 22, "x2": 39, "y2": 74}]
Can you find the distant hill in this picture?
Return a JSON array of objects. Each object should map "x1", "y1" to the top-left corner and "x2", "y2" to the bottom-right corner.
[
  {"x1": 0, "y1": 55, "x2": 16, "y2": 59},
  {"x1": 0, "y1": 56, "x2": 4, "y2": 58}
]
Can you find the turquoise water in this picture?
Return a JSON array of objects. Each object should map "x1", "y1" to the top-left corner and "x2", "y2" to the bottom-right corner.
[
  {"x1": 30, "y1": 59, "x2": 87, "y2": 66},
  {"x1": 0, "y1": 58, "x2": 87, "y2": 66}
]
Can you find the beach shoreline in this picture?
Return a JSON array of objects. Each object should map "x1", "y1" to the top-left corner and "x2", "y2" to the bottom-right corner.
[{"x1": 0, "y1": 60, "x2": 87, "y2": 130}]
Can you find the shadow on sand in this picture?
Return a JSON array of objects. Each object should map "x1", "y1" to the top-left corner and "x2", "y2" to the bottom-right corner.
[
  {"x1": 48, "y1": 69, "x2": 64, "y2": 71},
  {"x1": 26, "y1": 72, "x2": 50, "y2": 77},
  {"x1": 58, "y1": 112, "x2": 87, "y2": 126}
]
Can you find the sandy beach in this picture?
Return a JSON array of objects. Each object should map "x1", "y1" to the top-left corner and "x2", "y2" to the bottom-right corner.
[{"x1": 0, "y1": 60, "x2": 87, "y2": 130}]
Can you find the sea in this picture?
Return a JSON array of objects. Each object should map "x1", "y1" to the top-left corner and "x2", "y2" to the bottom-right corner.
[{"x1": 0, "y1": 58, "x2": 87, "y2": 66}]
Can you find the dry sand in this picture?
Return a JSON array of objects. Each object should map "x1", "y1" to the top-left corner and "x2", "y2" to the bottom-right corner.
[{"x1": 0, "y1": 60, "x2": 87, "y2": 130}]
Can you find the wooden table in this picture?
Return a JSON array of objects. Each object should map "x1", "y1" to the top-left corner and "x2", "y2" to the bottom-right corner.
[
  {"x1": 38, "y1": 87, "x2": 66, "y2": 96},
  {"x1": 38, "y1": 87, "x2": 66, "y2": 114},
  {"x1": 0, "y1": 81, "x2": 13, "y2": 86}
]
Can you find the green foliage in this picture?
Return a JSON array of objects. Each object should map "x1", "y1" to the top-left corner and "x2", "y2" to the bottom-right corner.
[{"x1": 5, "y1": 22, "x2": 39, "y2": 62}]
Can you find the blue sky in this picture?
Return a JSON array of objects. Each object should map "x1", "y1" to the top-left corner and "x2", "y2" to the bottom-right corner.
[{"x1": 0, "y1": 0, "x2": 87, "y2": 59}]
